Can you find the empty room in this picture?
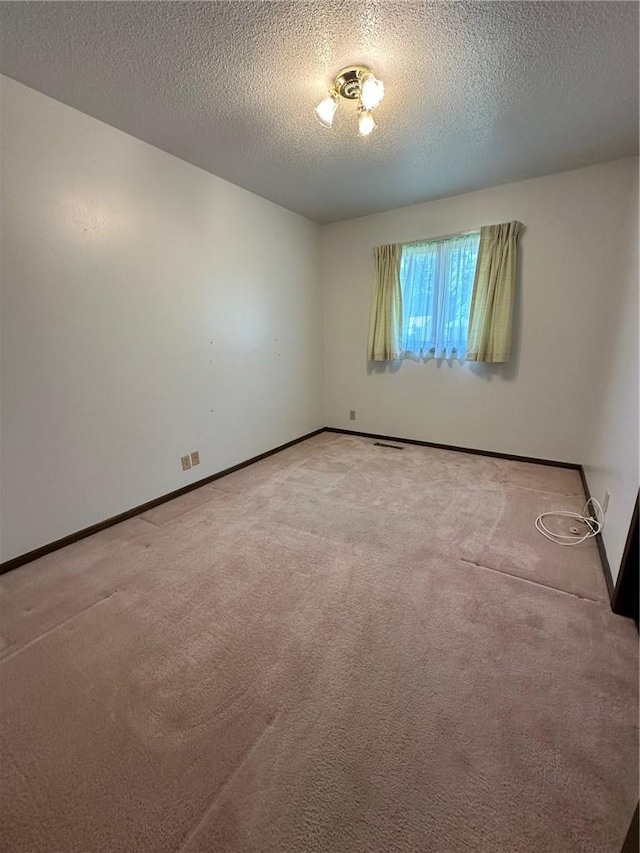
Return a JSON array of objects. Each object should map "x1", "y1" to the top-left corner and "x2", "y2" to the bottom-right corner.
[{"x1": 1, "y1": 2, "x2": 638, "y2": 852}]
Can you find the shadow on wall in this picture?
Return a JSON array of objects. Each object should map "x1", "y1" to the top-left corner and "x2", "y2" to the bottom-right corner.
[{"x1": 367, "y1": 245, "x2": 524, "y2": 382}]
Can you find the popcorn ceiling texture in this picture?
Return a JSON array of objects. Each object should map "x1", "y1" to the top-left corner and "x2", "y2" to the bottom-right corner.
[{"x1": 0, "y1": 1, "x2": 637, "y2": 223}]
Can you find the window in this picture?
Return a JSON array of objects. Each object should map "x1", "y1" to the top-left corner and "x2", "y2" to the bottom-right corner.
[{"x1": 400, "y1": 232, "x2": 480, "y2": 359}]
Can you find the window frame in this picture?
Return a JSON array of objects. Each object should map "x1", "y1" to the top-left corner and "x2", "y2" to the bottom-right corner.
[{"x1": 399, "y1": 230, "x2": 480, "y2": 360}]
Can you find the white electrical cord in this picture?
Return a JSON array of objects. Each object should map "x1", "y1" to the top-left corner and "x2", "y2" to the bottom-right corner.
[{"x1": 535, "y1": 498, "x2": 604, "y2": 546}]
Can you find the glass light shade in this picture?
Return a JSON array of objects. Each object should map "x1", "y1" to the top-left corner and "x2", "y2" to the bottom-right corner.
[
  {"x1": 314, "y1": 93, "x2": 338, "y2": 128},
  {"x1": 358, "y1": 109, "x2": 376, "y2": 136},
  {"x1": 360, "y1": 74, "x2": 384, "y2": 110}
]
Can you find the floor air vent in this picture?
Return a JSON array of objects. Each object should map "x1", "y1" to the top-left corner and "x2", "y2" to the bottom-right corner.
[{"x1": 373, "y1": 442, "x2": 405, "y2": 450}]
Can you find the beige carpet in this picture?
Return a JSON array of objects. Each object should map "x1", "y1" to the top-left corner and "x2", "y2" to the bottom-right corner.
[{"x1": 1, "y1": 432, "x2": 637, "y2": 853}]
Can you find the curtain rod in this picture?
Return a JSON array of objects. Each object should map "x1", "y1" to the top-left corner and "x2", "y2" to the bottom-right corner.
[{"x1": 403, "y1": 228, "x2": 480, "y2": 247}]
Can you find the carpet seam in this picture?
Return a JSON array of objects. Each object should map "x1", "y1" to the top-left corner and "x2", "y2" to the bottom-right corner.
[
  {"x1": 177, "y1": 711, "x2": 280, "y2": 853},
  {"x1": 139, "y1": 490, "x2": 227, "y2": 526},
  {"x1": 323, "y1": 469, "x2": 582, "y2": 522},
  {"x1": 2, "y1": 735, "x2": 54, "y2": 848},
  {"x1": 0, "y1": 591, "x2": 119, "y2": 664},
  {"x1": 495, "y1": 480, "x2": 584, "y2": 499},
  {"x1": 458, "y1": 558, "x2": 602, "y2": 603}
]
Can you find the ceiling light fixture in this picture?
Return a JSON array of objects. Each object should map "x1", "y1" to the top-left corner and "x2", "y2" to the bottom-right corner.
[
  {"x1": 314, "y1": 65, "x2": 384, "y2": 135},
  {"x1": 358, "y1": 108, "x2": 376, "y2": 137},
  {"x1": 314, "y1": 91, "x2": 339, "y2": 128}
]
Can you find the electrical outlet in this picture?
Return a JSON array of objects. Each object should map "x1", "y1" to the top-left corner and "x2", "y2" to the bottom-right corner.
[
  {"x1": 191, "y1": 451, "x2": 200, "y2": 466},
  {"x1": 349, "y1": 409, "x2": 356, "y2": 421},
  {"x1": 181, "y1": 455, "x2": 191, "y2": 471},
  {"x1": 602, "y1": 491, "x2": 610, "y2": 514}
]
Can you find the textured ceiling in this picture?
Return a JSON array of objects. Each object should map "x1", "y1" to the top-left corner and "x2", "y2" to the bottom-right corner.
[{"x1": 1, "y1": 1, "x2": 638, "y2": 223}]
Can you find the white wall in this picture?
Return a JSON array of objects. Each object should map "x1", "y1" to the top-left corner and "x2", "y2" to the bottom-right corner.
[
  {"x1": 583, "y1": 166, "x2": 639, "y2": 582},
  {"x1": 0, "y1": 77, "x2": 323, "y2": 562},
  {"x1": 321, "y1": 158, "x2": 638, "y2": 468},
  {"x1": 2, "y1": 76, "x2": 637, "y2": 579}
]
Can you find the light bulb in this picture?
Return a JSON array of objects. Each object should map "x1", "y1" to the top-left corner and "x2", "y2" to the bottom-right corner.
[
  {"x1": 360, "y1": 74, "x2": 384, "y2": 110},
  {"x1": 358, "y1": 109, "x2": 376, "y2": 137},
  {"x1": 314, "y1": 92, "x2": 338, "y2": 128}
]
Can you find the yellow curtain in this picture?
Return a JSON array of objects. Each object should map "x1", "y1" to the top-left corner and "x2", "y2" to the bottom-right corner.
[
  {"x1": 367, "y1": 243, "x2": 403, "y2": 361},
  {"x1": 467, "y1": 221, "x2": 522, "y2": 363}
]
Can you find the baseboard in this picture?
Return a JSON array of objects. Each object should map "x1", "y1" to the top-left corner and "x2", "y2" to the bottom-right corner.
[
  {"x1": 578, "y1": 465, "x2": 615, "y2": 603},
  {"x1": 1, "y1": 426, "x2": 615, "y2": 605},
  {"x1": 325, "y1": 427, "x2": 581, "y2": 469},
  {"x1": 0, "y1": 428, "x2": 325, "y2": 575}
]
